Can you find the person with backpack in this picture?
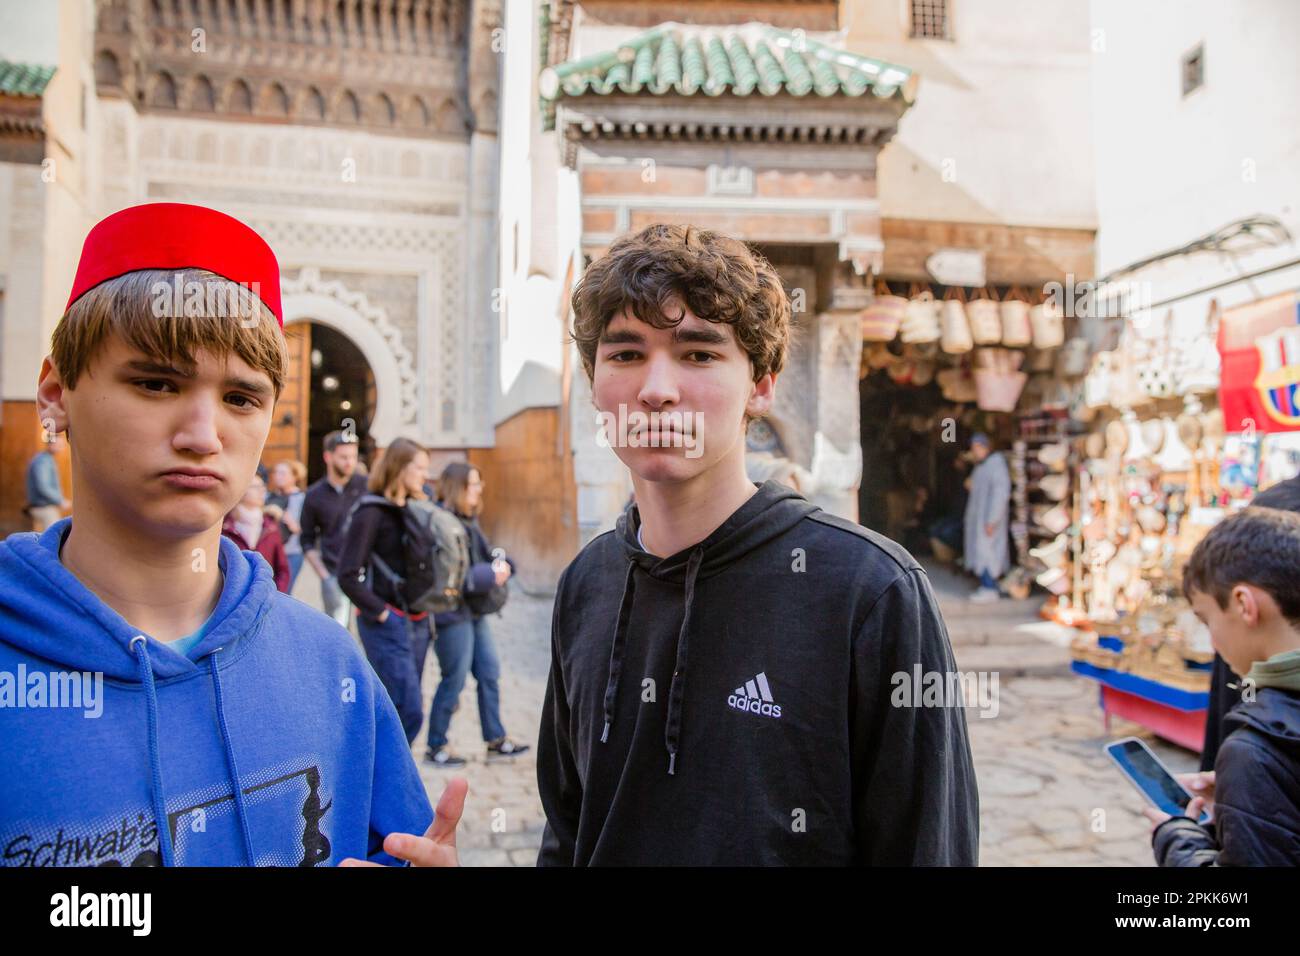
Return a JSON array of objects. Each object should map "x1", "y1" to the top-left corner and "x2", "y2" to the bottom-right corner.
[
  {"x1": 337, "y1": 437, "x2": 444, "y2": 745},
  {"x1": 423, "y1": 462, "x2": 530, "y2": 768}
]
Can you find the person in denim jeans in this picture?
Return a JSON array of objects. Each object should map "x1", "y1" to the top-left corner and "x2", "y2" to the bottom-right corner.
[
  {"x1": 337, "y1": 438, "x2": 435, "y2": 744},
  {"x1": 423, "y1": 463, "x2": 529, "y2": 767}
]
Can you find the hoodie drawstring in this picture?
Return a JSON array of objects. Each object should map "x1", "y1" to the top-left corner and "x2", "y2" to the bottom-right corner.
[
  {"x1": 598, "y1": 547, "x2": 706, "y2": 776},
  {"x1": 210, "y1": 650, "x2": 257, "y2": 866},
  {"x1": 600, "y1": 561, "x2": 638, "y2": 745},
  {"x1": 130, "y1": 636, "x2": 175, "y2": 867},
  {"x1": 665, "y1": 548, "x2": 704, "y2": 776},
  {"x1": 129, "y1": 638, "x2": 256, "y2": 866}
]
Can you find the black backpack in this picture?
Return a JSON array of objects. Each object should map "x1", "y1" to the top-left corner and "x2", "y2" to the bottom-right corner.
[{"x1": 344, "y1": 495, "x2": 469, "y2": 615}]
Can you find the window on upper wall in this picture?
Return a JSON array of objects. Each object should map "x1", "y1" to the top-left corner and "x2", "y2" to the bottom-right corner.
[
  {"x1": 910, "y1": 0, "x2": 952, "y2": 40},
  {"x1": 1182, "y1": 44, "x2": 1205, "y2": 96}
]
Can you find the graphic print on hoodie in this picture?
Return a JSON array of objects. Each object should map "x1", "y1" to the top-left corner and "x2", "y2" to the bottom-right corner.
[
  {"x1": 537, "y1": 481, "x2": 980, "y2": 866},
  {"x1": 0, "y1": 520, "x2": 432, "y2": 867}
]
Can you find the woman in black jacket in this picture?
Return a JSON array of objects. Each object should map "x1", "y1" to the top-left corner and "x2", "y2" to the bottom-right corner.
[
  {"x1": 422, "y1": 462, "x2": 529, "y2": 767},
  {"x1": 337, "y1": 437, "x2": 433, "y2": 745}
]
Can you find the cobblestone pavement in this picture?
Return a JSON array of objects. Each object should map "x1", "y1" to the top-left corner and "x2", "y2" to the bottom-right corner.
[{"x1": 295, "y1": 560, "x2": 1198, "y2": 867}]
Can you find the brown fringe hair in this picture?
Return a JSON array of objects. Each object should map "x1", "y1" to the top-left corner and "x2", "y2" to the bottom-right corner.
[{"x1": 50, "y1": 268, "x2": 288, "y2": 396}]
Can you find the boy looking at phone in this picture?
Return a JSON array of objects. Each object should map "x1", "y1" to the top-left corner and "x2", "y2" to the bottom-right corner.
[{"x1": 1145, "y1": 507, "x2": 1300, "y2": 865}]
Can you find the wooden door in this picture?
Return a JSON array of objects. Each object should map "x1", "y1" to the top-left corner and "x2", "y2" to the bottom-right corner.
[{"x1": 262, "y1": 322, "x2": 310, "y2": 469}]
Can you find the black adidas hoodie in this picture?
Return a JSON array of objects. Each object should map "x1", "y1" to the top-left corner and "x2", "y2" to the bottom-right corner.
[{"x1": 537, "y1": 481, "x2": 980, "y2": 866}]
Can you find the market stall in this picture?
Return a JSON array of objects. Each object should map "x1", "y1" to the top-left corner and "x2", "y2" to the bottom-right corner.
[
  {"x1": 858, "y1": 280, "x2": 1082, "y2": 596},
  {"x1": 1065, "y1": 292, "x2": 1300, "y2": 748}
]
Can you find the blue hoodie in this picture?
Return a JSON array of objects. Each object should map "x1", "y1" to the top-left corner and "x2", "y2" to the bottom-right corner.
[{"x1": 0, "y1": 519, "x2": 433, "y2": 867}]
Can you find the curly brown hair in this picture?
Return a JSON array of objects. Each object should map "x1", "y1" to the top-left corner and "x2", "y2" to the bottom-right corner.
[{"x1": 571, "y1": 224, "x2": 791, "y2": 384}]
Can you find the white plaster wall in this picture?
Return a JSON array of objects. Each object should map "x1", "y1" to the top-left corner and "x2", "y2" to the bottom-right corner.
[
  {"x1": 497, "y1": 0, "x2": 555, "y2": 421},
  {"x1": 1089, "y1": 0, "x2": 1300, "y2": 336},
  {"x1": 0, "y1": 0, "x2": 93, "y2": 402},
  {"x1": 845, "y1": 0, "x2": 1097, "y2": 229},
  {"x1": 496, "y1": 0, "x2": 584, "y2": 427},
  {"x1": 0, "y1": 164, "x2": 48, "y2": 401},
  {"x1": 0, "y1": 1, "x2": 59, "y2": 63}
]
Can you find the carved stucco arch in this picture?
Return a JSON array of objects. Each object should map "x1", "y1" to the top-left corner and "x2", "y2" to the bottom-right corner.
[{"x1": 280, "y1": 268, "x2": 418, "y2": 447}]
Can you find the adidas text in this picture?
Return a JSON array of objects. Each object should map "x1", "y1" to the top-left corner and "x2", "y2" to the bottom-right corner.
[{"x1": 727, "y1": 672, "x2": 782, "y2": 719}]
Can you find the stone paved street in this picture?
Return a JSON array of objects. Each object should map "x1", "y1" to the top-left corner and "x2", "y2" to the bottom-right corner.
[{"x1": 296, "y1": 559, "x2": 1199, "y2": 867}]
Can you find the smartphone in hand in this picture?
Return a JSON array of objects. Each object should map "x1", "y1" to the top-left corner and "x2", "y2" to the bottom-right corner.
[{"x1": 1104, "y1": 736, "x2": 1211, "y2": 824}]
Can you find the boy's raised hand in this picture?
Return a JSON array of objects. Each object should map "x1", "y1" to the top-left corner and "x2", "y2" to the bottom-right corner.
[{"x1": 340, "y1": 777, "x2": 469, "y2": 867}]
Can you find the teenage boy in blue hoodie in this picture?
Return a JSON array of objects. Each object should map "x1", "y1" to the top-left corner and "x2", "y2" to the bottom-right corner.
[{"x1": 0, "y1": 203, "x2": 464, "y2": 867}]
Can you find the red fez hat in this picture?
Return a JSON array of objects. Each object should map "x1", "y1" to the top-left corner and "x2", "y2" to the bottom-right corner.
[{"x1": 65, "y1": 202, "x2": 283, "y2": 326}]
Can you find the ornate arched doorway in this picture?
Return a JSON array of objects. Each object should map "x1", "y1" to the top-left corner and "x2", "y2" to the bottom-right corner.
[
  {"x1": 263, "y1": 268, "x2": 417, "y2": 480},
  {"x1": 263, "y1": 322, "x2": 376, "y2": 483}
]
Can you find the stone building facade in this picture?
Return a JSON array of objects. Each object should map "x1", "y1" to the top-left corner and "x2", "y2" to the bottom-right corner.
[
  {"x1": 92, "y1": 0, "x2": 503, "y2": 453},
  {"x1": 1, "y1": 0, "x2": 506, "y2": 535}
]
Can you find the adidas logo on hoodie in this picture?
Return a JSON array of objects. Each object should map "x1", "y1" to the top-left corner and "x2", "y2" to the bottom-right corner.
[{"x1": 727, "y1": 672, "x2": 782, "y2": 718}]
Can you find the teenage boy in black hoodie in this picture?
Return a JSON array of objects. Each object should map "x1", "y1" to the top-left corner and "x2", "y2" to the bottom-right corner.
[
  {"x1": 1147, "y1": 507, "x2": 1300, "y2": 866},
  {"x1": 537, "y1": 224, "x2": 979, "y2": 865}
]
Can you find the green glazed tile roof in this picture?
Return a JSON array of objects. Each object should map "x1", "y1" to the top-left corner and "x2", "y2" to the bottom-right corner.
[
  {"x1": 0, "y1": 61, "x2": 56, "y2": 97},
  {"x1": 540, "y1": 22, "x2": 912, "y2": 107}
]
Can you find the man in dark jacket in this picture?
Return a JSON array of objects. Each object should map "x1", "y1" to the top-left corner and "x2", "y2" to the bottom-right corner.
[
  {"x1": 1150, "y1": 507, "x2": 1300, "y2": 865},
  {"x1": 299, "y1": 430, "x2": 368, "y2": 628},
  {"x1": 537, "y1": 225, "x2": 979, "y2": 866}
]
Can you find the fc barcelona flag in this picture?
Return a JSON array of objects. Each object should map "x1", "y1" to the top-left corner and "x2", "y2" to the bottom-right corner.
[{"x1": 1218, "y1": 292, "x2": 1300, "y2": 433}]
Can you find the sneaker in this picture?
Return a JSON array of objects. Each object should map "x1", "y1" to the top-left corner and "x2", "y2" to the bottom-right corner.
[
  {"x1": 486, "y1": 737, "x2": 530, "y2": 759},
  {"x1": 424, "y1": 746, "x2": 467, "y2": 768},
  {"x1": 969, "y1": 587, "x2": 1002, "y2": 604}
]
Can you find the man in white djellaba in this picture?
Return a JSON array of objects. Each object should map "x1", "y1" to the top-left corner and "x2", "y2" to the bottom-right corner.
[{"x1": 963, "y1": 433, "x2": 1011, "y2": 604}]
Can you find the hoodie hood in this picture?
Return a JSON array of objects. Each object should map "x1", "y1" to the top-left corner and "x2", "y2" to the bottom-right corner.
[
  {"x1": 602, "y1": 481, "x2": 820, "y2": 774},
  {"x1": 1224, "y1": 681, "x2": 1300, "y2": 755},
  {"x1": 616, "y1": 480, "x2": 817, "y2": 581},
  {"x1": 0, "y1": 518, "x2": 272, "y2": 681},
  {"x1": 1246, "y1": 648, "x2": 1300, "y2": 694}
]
